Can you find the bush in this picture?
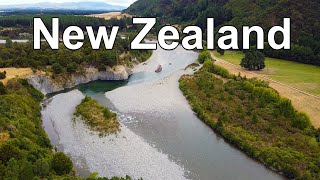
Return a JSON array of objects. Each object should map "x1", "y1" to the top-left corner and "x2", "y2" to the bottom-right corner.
[
  {"x1": 198, "y1": 50, "x2": 211, "y2": 64},
  {"x1": 51, "y1": 63, "x2": 63, "y2": 74},
  {"x1": 0, "y1": 72, "x2": 6, "y2": 80},
  {"x1": 240, "y1": 50, "x2": 266, "y2": 70},
  {"x1": 97, "y1": 64, "x2": 106, "y2": 72},
  {"x1": 51, "y1": 152, "x2": 73, "y2": 176},
  {"x1": 34, "y1": 159, "x2": 50, "y2": 177},
  {"x1": 66, "y1": 62, "x2": 78, "y2": 73},
  {"x1": 0, "y1": 82, "x2": 6, "y2": 95},
  {"x1": 292, "y1": 112, "x2": 311, "y2": 130},
  {"x1": 203, "y1": 59, "x2": 230, "y2": 78},
  {"x1": 99, "y1": 50, "x2": 118, "y2": 66}
]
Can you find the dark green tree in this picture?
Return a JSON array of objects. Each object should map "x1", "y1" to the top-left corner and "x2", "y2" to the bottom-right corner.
[
  {"x1": 99, "y1": 50, "x2": 118, "y2": 66},
  {"x1": 51, "y1": 152, "x2": 73, "y2": 176},
  {"x1": 0, "y1": 71, "x2": 5, "y2": 79},
  {"x1": 198, "y1": 50, "x2": 211, "y2": 64},
  {"x1": 240, "y1": 51, "x2": 266, "y2": 70},
  {"x1": 51, "y1": 63, "x2": 64, "y2": 74},
  {"x1": 66, "y1": 62, "x2": 78, "y2": 73},
  {"x1": 5, "y1": 38, "x2": 12, "y2": 48},
  {"x1": 34, "y1": 159, "x2": 50, "y2": 177}
]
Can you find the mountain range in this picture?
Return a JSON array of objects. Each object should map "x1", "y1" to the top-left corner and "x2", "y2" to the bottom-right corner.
[{"x1": 0, "y1": 2, "x2": 126, "y2": 11}]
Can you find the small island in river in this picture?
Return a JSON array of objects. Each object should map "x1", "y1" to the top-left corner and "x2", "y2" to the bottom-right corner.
[{"x1": 74, "y1": 96, "x2": 120, "y2": 136}]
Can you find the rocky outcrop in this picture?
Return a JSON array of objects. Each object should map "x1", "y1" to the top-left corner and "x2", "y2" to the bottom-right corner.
[{"x1": 27, "y1": 65, "x2": 132, "y2": 95}]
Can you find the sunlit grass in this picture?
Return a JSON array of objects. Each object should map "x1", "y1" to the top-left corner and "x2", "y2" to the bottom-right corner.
[{"x1": 213, "y1": 51, "x2": 320, "y2": 95}]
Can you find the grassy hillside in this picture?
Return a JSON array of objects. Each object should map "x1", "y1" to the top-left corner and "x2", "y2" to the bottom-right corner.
[{"x1": 213, "y1": 51, "x2": 320, "y2": 95}]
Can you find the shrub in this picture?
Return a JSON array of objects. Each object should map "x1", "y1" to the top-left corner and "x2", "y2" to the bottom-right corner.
[
  {"x1": 51, "y1": 63, "x2": 63, "y2": 74},
  {"x1": 0, "y1": 72, "x2": 6, "y2": 80},
  {"x1": 66, "y1": 62, "x2": 78, "y2": 73},
  {"x1": 0, "y1": 82, "x2": 6, "y2": 95},
  {"x1": 34, "y1": 159, "x2": 50, "y2": 177},
  {"x1": 51, "y1": 152, "x2": 73, "y2": 175},
  {"x1": 99, "y1": 50, "x2": 118, "y2": 66},
  {"x1": 240, "y1": 50, "x2": 266, "y2": 70},
  {"x1": 292, "y1": 112, "x2": 311, "y2": 130},
  {"x1": 203, "y1": 59, "x2": 230, "y2": 78},
  {"x1": 198, "y1": 50, "x2": 211, "y2": 64}
]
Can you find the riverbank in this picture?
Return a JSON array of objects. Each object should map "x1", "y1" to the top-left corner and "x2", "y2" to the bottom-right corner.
[
  {"x1": 27, "y1": 65, "x2": 132, "y2": 95},
  {"x1": 179, "y1": 59, "x2": 320, "y2": 180},
  {"x1": 42, "y1": 89, "x2": 187, "y2": 179},
  {"x1": 0, "y1": 79, "x2": 77, "y2": 179}
]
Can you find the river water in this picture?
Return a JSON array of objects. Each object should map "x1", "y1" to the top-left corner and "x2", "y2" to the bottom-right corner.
[{"x1": 41, "y1": 46, "x2": 284, "y2": 180}]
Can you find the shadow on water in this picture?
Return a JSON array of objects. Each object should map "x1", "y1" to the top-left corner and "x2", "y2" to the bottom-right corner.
[{"x1": 46, "y1": 80, "x2": 128, "y2": 112}]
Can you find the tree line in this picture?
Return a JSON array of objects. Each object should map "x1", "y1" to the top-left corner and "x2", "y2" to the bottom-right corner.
[
  {"x1": 0, "y1": 35, "x2": 152, "y2": 75},
  {"x1": 0, "y1": 15, "x2": 132, "y2": 30}
]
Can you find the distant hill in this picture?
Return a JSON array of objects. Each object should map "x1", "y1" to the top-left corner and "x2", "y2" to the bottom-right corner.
[
  {"x1": 125, "y1": 0, "x2": 320, "y2": 66},
  {"x1": 0, "y1": 2, "x2": 125, "y2": 11}
]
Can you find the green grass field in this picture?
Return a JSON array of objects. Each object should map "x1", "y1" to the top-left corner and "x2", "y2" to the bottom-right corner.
[{"x1": 213, "y1": 51, "x2": 320, "y2": 95}]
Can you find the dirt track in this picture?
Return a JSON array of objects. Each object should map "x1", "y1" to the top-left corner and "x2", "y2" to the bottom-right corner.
[{"x1": 211, "y1": 53, "x2": 320, "y2": 128}]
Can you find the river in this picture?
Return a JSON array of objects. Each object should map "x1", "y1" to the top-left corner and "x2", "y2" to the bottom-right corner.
[{"x1": 41, "y1": 45, "x2": 284, "y2": 180}]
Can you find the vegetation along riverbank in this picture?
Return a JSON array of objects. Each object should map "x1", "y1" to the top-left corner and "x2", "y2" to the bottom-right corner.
[
  {"x1": 179, "y1": 57, "x2": 320, "y2": 179},
  {"x1": 0, "y1": 79, "x2": 138, "y2": 179},
  {"x1": 0, "y1": 79, "x2": 75, "y2": 178},
  {"x1": 211, "y1": 51, "x2": 320, "y2": 128}
]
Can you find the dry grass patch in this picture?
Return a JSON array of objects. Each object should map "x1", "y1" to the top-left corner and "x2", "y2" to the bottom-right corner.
[
  {"x1": 0, "y1": 132, "x2": 9, "y2": 144},
  {"x1": 0, "y1": 68, "x2": 34, "y2": 84},
  {"x1": 87, "y1": 12, "x2": 132, "y2": 20}
]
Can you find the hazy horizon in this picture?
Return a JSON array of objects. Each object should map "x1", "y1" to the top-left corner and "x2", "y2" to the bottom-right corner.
[{"x1": 0, "y1": 0, "x2": 137, "y2": 7}]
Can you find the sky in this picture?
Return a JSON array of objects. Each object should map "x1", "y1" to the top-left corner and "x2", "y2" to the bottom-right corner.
[{"x1": 0, "y1": 0, "x2": 137, "y2": 7}]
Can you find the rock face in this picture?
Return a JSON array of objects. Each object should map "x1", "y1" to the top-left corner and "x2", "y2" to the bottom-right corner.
[{"x1": 27, "y1": 66, "x2": 132, "y2": 95}]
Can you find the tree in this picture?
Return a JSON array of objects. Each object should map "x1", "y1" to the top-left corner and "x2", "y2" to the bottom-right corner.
[
  {"x1": 51, "y1": 152, "x2": 73, "y2": 175},
  {"x1": 5, "y1": 38, "x2": 12, "y2": 48},
  {"x1": 198, "y1": 50, "x2": 211, "y2": 64},
  {"x1": 240, "y1": 51, "x2": 266, "y2": 70},
  {"x1": 0, "y1": 142, "x2": 21, "y2": 164},
  {"x1": 51, "y1": 63, "x2": 63, "y2": 74},
  {"x1": 0, "y1": 71, "x2": 5, "y2": 79},
  {"x1": 99, "y1": 50, "x2": 118, "y2": 66},
  {"x1": 34, "y1": 159, "x2": 50, "y2": 177},
  {"x1": 0, "y1": 82, "x2": 7, "y2": 95},
  {"x1": 18, "y1": 159, "x2": 34, "y2": 180},
  {"x1": 217, "y1": 46, "x2": 225, "y2": 56},
  {"x1": 66, "y1": 62, "x2": 78, "y2": 73},
  {"x1": 292, "y1": 112, "x2": 311, "y2": 130}
]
